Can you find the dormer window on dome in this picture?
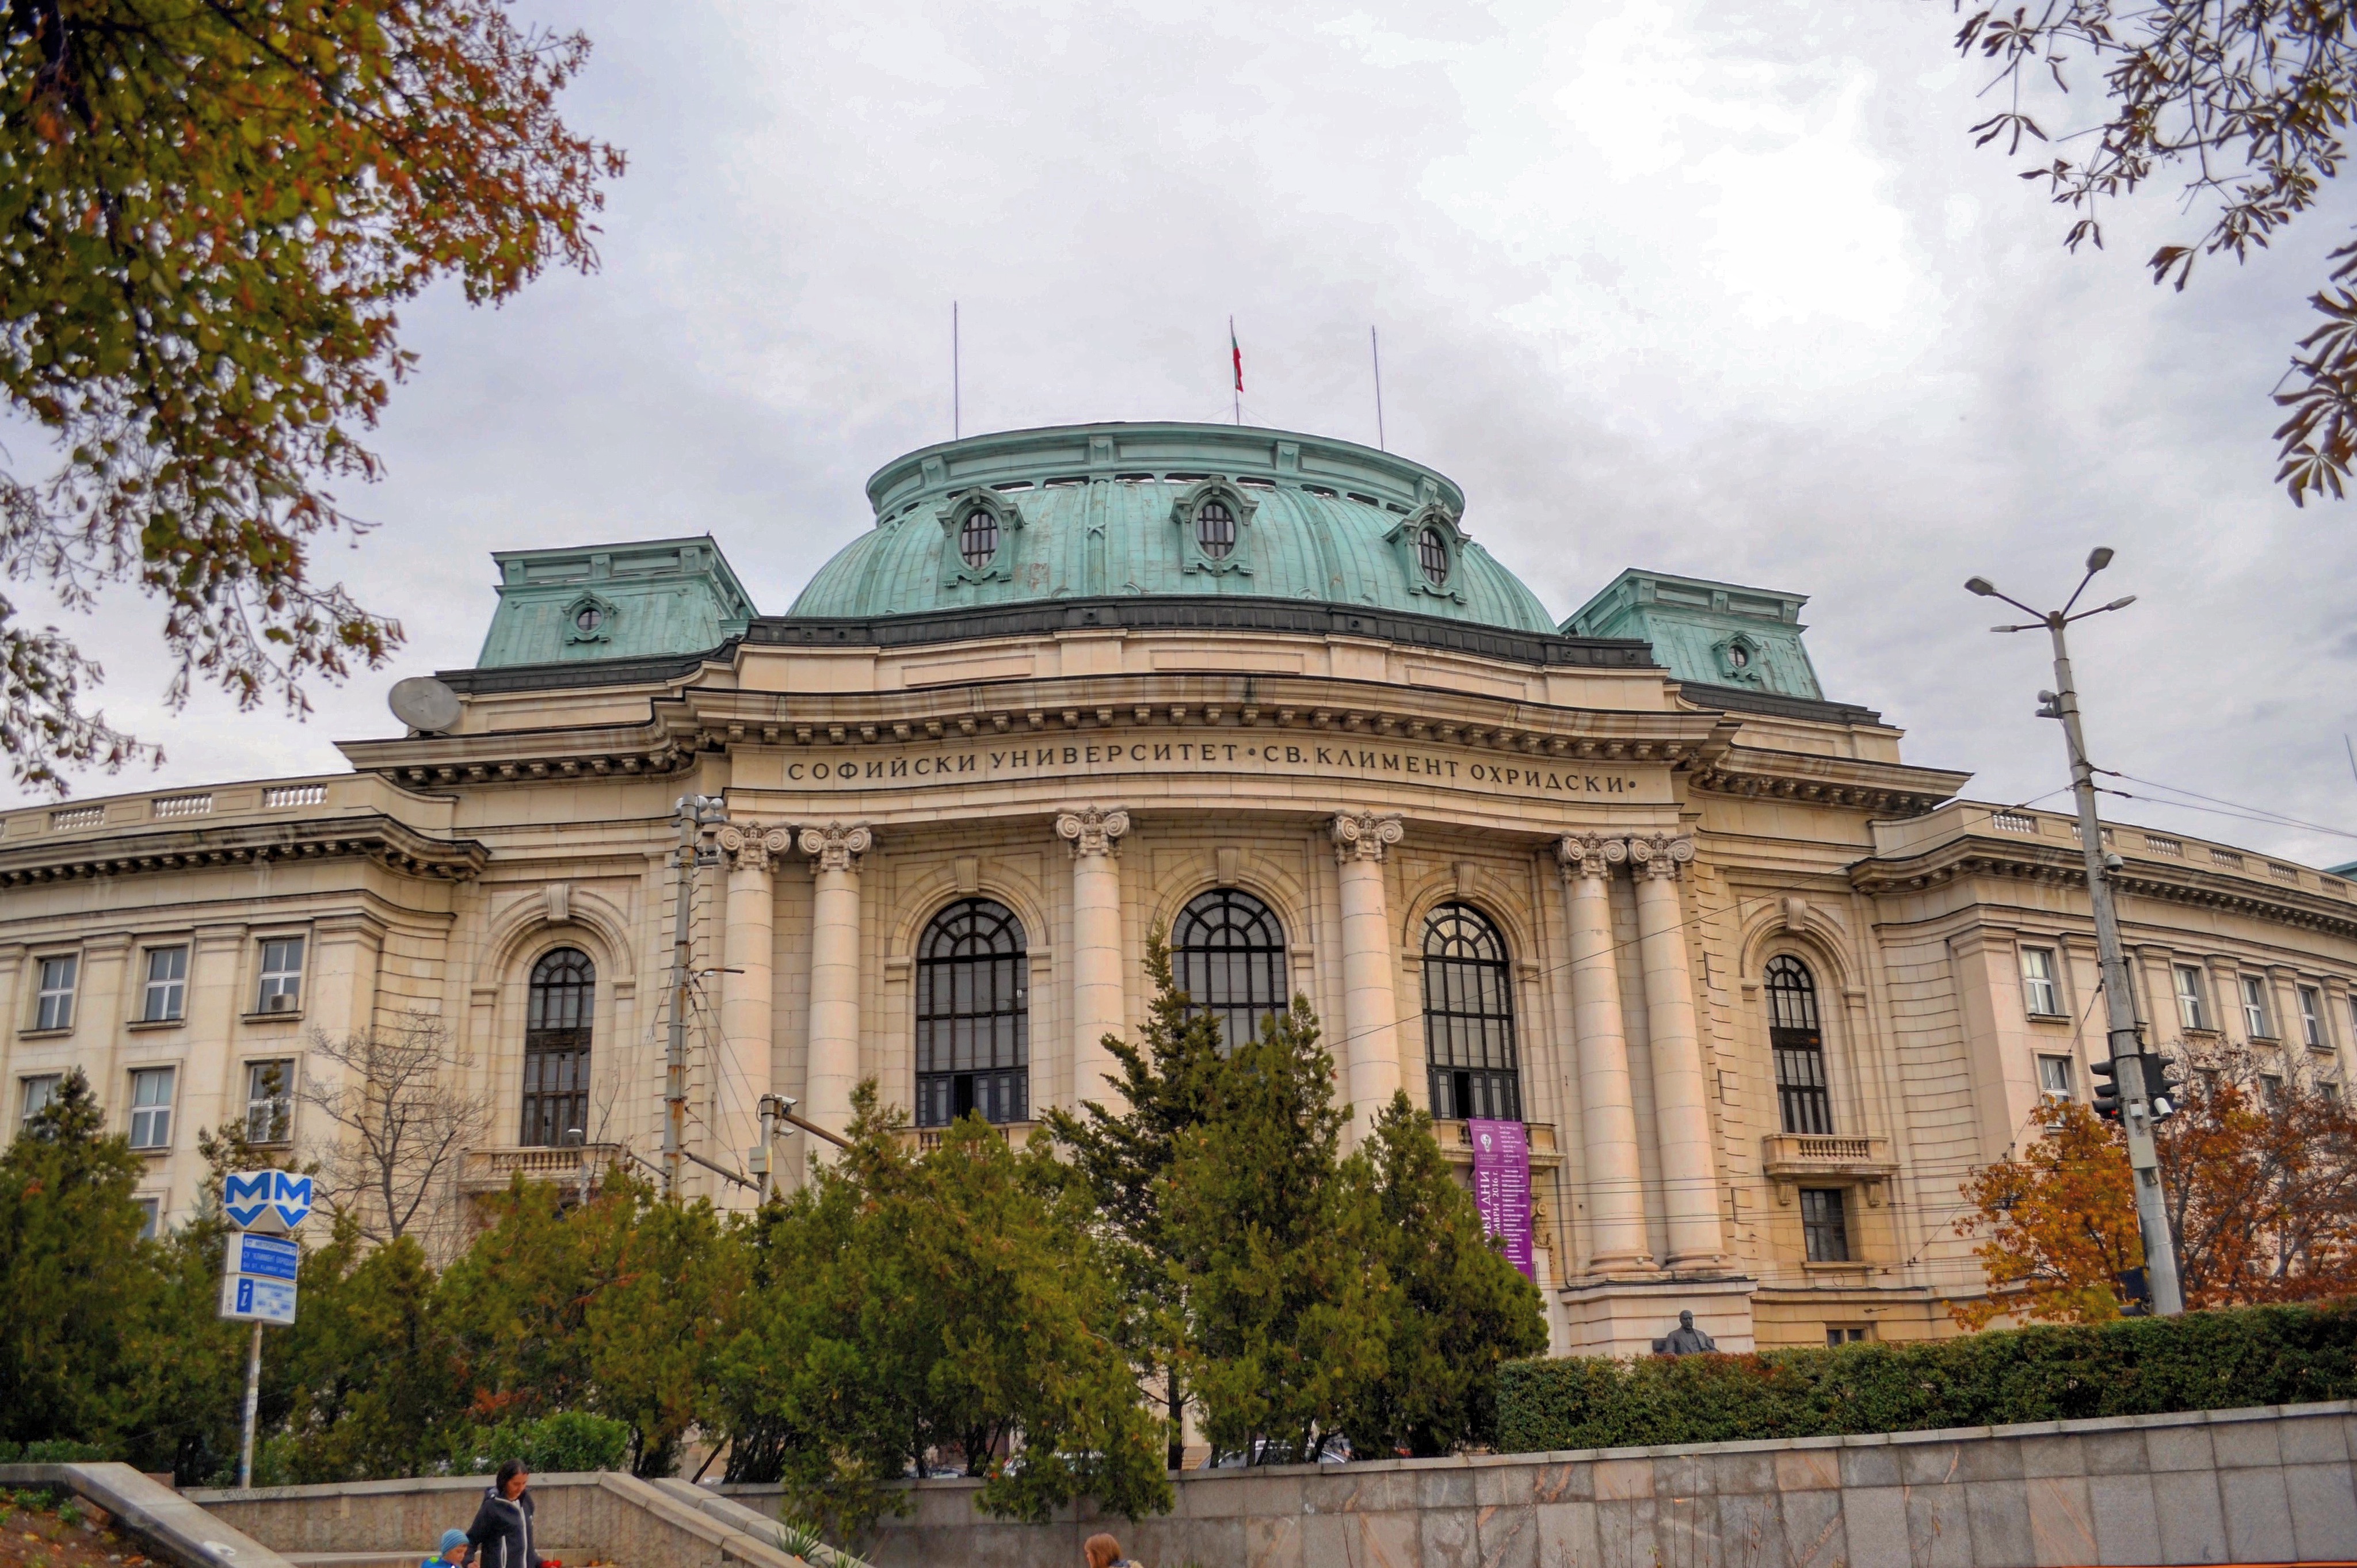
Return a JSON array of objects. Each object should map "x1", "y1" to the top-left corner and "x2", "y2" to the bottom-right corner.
[
  {"x1": 1196, "y1": 498, "x2": 1237, "y2": 560},
  {"x1": 1416, "y1": 525, "x2": 1450, "y2": 588},
  {"x1": 1713, "y1": 631, "x2": 1768, "y2": 686},
  {"x1": 958, "y1": 506, "x2": 1000, "y2": 570},
  {"x1": 935, "y1": 487, "x2": 1023, "y2": 589},
  {"x1": 563, "y1": 591, "x2": 615, "y2": 647},
  {"x1": 1172, "y1": 479, "x2": 1256, "y2": 577}
]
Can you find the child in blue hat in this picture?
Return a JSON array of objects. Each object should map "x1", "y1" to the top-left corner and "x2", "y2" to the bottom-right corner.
[{"x1": 422, "y1": 1528, "x2": 468, "y2": 1568}]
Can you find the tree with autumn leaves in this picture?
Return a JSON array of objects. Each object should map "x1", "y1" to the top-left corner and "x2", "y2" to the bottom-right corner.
[
  {"x1": 1955, "y1": 1048, "x2": 2357, "y2": 1327},
  {"x1": 0, "y1": 1, "x2": 621, "y2": 789}
]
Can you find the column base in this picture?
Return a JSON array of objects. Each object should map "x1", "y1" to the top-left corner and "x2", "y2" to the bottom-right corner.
[{"x1": 1556, "y1": 1274, "x2": 1757, "y2": 1359}]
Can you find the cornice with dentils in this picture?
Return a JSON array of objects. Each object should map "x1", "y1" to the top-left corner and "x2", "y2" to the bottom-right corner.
[
  {"x1": 1848, "y1": 831, "x2": 2357, "y2": 940},
  {"x1": 0, "y1": 812, "x2": 489, "y2": 888}
]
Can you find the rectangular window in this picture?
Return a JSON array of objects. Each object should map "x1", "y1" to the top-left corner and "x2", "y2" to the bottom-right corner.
[
  {"x1": 2260, "y1": 1073, "x2": 2286, "y2": 1108},
  {"x1": 1801, "y1": 1188, "x2": 1851, "y2": 1263},
  {"x1": 2301, "y1": 986, "x2": 2326, "y2": 1049},
  {"x1": 2019, "y1": 947, "x2": 2062, "y2": 1017},
  {"x1": 140, "y1": 945, "x2": 188, "y2": 1023},
  {"x1": 134, "y1": 1197, "x2": 159, "y2": 1241},
  {"x1": 127, "y1": 1066, "x2": 175, "y2": 1150},
  {"x1": 1825, "y1": 1326, "x2": 1869, "y2": 1346},
  {"x1": 2175, "y1": 966, "x2": 2209, "y2": 1031},
  {"x1": 33, "y1": 953, "x2": 77, "y2": 1031},
  {"x1": 2241, "y1": 976, "x2": 2274, "y2": 1039},
  {"x1": 2037, "y1": 1055, "x2": 2075, "y2": 1099},
  {"x1": 255, "y1": 938, "x2": 304, "y2": 1013},
  {"x1": 18, "y1": 1073, "x2": 60, "y2": 1131},
  {"x1": 243, "y1": 1060, "x2": 292, "y2": 1144}
]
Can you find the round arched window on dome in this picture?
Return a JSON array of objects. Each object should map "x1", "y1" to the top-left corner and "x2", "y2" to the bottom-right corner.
[
  {"x1": 958, "y1": 508, "x2": 1000, "y2": 570},
  {"x1": 1416, "y1": 525, "x2": 1450, "y2": 588},
  {"x1": 1727, "y1": 644, "x2": 1749, "y2": 669},
  {"x1": 1195, "y1": 498, "x2": 1237, "y2": 560},
  {"x1": 573, "y1": 605, "x2": 603, "y2": 635}
]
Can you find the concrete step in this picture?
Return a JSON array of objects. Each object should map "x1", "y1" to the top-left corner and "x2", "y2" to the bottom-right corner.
[{"x1": 284, "y1": 1550, "x2": 594, "y2": 1568}]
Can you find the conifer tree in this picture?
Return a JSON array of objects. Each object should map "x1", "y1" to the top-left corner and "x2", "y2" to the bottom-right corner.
[{"x1": 1340, "y1": 1091, "x2": 1546, "y2": 1458}]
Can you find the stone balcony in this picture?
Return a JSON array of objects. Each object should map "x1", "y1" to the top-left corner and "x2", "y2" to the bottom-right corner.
[
  {"x1": 897, "y1": 1120, "x2": 1043, "y2": 1155},
  {"x1": 1431, "y1": 1119, "x2": 1565, "y2": 1170},
  {"x1": 1760, "y1": 1132, "x2": 1897, "y2": 1207},
  {"x1": 461, "y1": 1143, "x2": 628, "y2": 1195}
]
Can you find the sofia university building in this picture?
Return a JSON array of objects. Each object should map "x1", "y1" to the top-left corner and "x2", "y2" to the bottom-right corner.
[{"x1": 6, "y1": 422, "x2": 2355, "y2": 1354}]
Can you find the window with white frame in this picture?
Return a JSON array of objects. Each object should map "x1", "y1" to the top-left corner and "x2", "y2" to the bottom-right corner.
[
  {"x1": 2037, "y1": 1055, "x2": 2075, "y2": 1099},
  {"x1": 32, "y1": 953, "x2": 77, "y2": 1031},
  {"x1": 2175, "y1": 965, "x2": 2209, "y2": 1031},
  {"x1": 140, "y1": 945, "x2": 188, "y2": 1023},
  {"x1": 2019, "y1": 947, "x2": 2062, "y2": 1017},
  {"x1": 18, "y1": 1073, "x2": 60, "y2": 1131},
  {"x1": 2241, "y1": 975, "x2": 2275, "y2": 1039},
  {"x1": 2300, "y1": 986, "x2": 2327, "y2": 1049},
  {"x1": 127, "y1": 1066, "x2": 174, "y2": 1150},
  {"x1": 134, "y1": 1197, "x2": 159, "y2": 1240},
  {"x1": 255, "y1": 937, "x2": 304, "y2": 1013},
  {"x1": 243, "y1": 1060, "x2": 292, "y2": 1144}
]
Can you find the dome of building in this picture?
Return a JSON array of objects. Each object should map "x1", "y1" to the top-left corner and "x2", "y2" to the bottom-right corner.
[{"x1": 786, "y1": 421, "x2": 1558, "y2": 634}]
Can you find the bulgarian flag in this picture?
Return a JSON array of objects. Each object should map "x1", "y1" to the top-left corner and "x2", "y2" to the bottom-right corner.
[{"x1": 1230, "y1": 317, "x2": 1243, "y2": 393}]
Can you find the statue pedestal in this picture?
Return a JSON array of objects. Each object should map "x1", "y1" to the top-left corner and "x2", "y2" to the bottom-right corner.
[{"x1": 1556, "y1": 1274, "x2": 1757, "y2": 1359}]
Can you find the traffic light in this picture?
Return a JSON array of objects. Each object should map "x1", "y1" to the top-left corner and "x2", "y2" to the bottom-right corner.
[
  {"x1": 2091, "y1": 1054, "x2": 2129, "y2": 1122},
  {"x1": 2145, "y1": 1053, "x2": 2185, "y2": 1121}
]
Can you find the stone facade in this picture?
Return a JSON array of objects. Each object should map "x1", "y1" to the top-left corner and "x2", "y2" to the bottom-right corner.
[{"x1": 5, "y1": 422, "x2": 2355, "y2": 1353}]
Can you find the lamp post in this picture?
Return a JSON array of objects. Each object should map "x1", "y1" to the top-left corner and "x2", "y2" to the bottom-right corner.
[{"x1": 1966, "y1": 548, "x2": 2183, "y2": 1316}]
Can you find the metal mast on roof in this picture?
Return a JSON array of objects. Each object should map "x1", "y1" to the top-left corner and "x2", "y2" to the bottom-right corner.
[
  {"x1": 1371, "y1": 326, "x2": 1386, "y2": 451},
  {"x1": 952, "y1": 301, "x2": 960, "y2": 440}
]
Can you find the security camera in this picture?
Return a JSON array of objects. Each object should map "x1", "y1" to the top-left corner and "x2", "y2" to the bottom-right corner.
[{"x1": 2103, "y1": 852, "x2": 2126, "y2": 872}]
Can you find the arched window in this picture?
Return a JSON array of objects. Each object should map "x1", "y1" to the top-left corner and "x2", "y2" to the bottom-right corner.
[
  {"x1": 916, "y1": 898, "x2": 1029, "y2": 1127},
  {"x1": 1765, "y1": 955, "x2": 1833, "y2": 1135},
  {"x1": 1195, "y1": 498, "x2": 1237, "y2": 559},
  {"x1": 958, "y1": 508, "x2": 999, "y2": 569},
  {"x1": 522, "y1": 947, "x2": 594, "y2": 1147},
  {"x1": 1422, "y1": 903, "x2": 1520, "y2": 1120},
  {"x1": 1173, "y1": 888, "x2": 1287, "y2": 1051},
  {"x1": 1416, "y1": 526, "x2": 1450, "y2": 588}
]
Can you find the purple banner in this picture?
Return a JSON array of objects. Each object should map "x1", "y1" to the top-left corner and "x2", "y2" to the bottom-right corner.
[{"x1": 1467, "y1": 1117, "x2": 1535, "y2": 1280}]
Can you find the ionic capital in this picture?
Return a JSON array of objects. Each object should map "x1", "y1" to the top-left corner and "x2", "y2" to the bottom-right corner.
[
  {"x1": 1556, "y1": 831, "x2": 1628, "y2": 882},
  {"x1": 1331, "y1": 810, "x2": 1405, "y2": 864},
  {"x1": 1055, "y1": 804, "x2": 1132, "y2": 859},
  {"x1": 797, "y1": 821, "x2": 873, "y2": 874},
  {"x1": 1627, "y1": 832, "x2": 1697, "y2": 882},
  {"x1": 714, "y1": 821, "x2": 795, "y2": 873}
]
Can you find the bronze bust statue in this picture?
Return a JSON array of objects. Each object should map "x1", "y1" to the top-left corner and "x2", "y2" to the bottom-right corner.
[{"x1": 1652, "y1": 1310, "x2": 1717, "y2": 1356}]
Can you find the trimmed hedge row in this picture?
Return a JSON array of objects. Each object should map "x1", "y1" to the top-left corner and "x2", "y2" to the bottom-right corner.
[{"x1": 1496, "y1": 1300, "x2": 2357, "y2": 1454}]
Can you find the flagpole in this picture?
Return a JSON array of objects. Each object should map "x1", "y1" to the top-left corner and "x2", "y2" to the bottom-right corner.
[
  {"x1": 1371, "y1": 326, "x2": 1386, "y2": 451},
  {"x1": 952, "y1": 301, "x2": 960, "y2": 440},
  {"x1": 1230, "y1": 315, "x2": 1240, "y2": 425}
]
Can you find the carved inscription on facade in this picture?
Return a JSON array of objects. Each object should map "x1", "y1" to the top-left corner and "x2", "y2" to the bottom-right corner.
[{"x1": 771, "y1": 739, "x2": 1656, "y2": 800}]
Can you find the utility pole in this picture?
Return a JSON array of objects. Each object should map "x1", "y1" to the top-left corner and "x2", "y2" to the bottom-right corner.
[
  {"x1": 666, "y1": 794, "x2": 725, "y2": 1201},
  {"x1": 1967, "y1": 548, "x2": 2183, "y2": 1316}
]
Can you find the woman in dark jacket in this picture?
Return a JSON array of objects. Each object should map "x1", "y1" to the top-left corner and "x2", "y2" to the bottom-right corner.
[{"x1": 463, "y1": 1461, "x2": 539, "y2": 1568}]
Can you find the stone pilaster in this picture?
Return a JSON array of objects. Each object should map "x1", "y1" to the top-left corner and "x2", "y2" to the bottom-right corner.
[
  {"x1": 1333, "y1": 811, "x2": 1405, "y2": 1136},
  {"x1": 1557, "y1": 832, "x2": 1654, "y2": 1273},
  {"x1": 715, "y1": 822, "x2": 792, "y2": 1196},
  {"x1": 798, "y1": 822, "x2": 872, "y2": 1144},
  {"x1": 1628, "y1": 831, "x2": 1723, "y2": 1269},
  {"x1": 1057, "y1": 806, "x2": 1131, "y2": 1111}
]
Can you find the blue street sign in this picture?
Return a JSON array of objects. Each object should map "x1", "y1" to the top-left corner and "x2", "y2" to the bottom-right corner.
[
  {"x1": 230, "y1": 1233, "x2": 299, "y2": 1281},
  {"x1": 223, "y1": 1170, "x2": 272, "y2": 1229},
  {"x1": 224, "y1": 1169, "x2": 312, "y2": 1233},
  {"x1": 269, "y1": 1170, "x2": 313, "y2": 1231},
  {"x1": 218, "y1": 1267, "x2": 296, "y2": 1325}
]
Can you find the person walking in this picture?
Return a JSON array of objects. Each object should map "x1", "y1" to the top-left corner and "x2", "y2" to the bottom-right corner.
[
  {"x1": 463, "y1": 1462, "x2": 540, "y2": 1568},
  {"x1": 1082, "y1": 1533, "x2": 1142, "y2": 1568}
]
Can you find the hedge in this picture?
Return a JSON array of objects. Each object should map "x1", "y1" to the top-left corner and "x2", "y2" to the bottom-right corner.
[{"x1": 1496, "y1": 1299, "x2": 2357, "y2": 1454}]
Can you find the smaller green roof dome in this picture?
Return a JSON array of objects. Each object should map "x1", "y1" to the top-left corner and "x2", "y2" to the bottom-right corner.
[{"x1": 786, "y1": 422, "x2": 1557, "y2": 634}]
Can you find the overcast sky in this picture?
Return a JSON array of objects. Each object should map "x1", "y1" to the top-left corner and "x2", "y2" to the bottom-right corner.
[{"x1": 12, "y1": 0, "x2": 2357, "y2": 867}]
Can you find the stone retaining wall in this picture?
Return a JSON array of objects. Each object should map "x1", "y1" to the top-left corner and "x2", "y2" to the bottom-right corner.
[{"x1": 718, "y1": 1399, "x2": 2357, "y2": 1567}]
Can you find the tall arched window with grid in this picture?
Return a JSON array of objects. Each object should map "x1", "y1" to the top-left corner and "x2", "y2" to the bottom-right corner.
[
  {"x1": 1766, "y1": 955, "x2": 1833, "y2": 1135},
  {"x1": 915, "y1": 898, "x2": 1029, "y2": 1127},
  {"x1": 1173, "y1": 888, "x2": 1288, "y2": 1051},
  {"x1": 522, "y1": 948, "x2": 594, "y2": 1147},
  {"x1": 1422, "y1": 902, "x2": 1520, "y2": 1120}
]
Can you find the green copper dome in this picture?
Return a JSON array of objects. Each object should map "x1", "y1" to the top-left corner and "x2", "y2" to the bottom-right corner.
[{"x1": 786, "y1": 422, "x2": 1558, "y2": 634}]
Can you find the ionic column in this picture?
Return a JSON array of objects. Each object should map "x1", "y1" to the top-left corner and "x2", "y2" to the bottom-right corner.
[
  {"x1": 798, "y1": 822, "x2": 872, "y2": 1143},
  {"x1": 716, "y1": 822, "x2": 792, "y2": 1191},
  {"x1": 1557, "y1": 833, "x2": 1654, "y2": 1272},
  {"x1": 1628, "y1": 831, "x2": 1724, "y2": 1269},
  {"x1": 1057, "y1": 806, "x2": 1131, "y2": 1111},
  {"x1": 1332, "y1": 810, "x2": 1405, "y2": 1135}
]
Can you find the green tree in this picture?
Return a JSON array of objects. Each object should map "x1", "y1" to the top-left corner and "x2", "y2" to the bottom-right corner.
[
  {"x1": 436, "y1": 1174, "x2": 607, "y2": 1428},
  {"x1": 0, "y1": 1068, "x2": 154, "y2": 1451},
  {"x1": 1340, "y1": 1092, "x2": 1546, "y2": 1459},
  {"x1": 272, "y1": 1212, "x2": 460, "y2": 1483},
  {"x1": 723, "y1": 1085, "x2": 1170, "y2": 1532},
  {"x1": 1042, "y1": 930, "x2": 1229, "y2": 1468},
  {"x1": 584, "y1": 1189, "x2": 748, "y2": 1478},
  {"x1": 1165, "y1": 999, "x2": 1389, "y2": 1466},
  {"x1": 0, "y1": 0, "x2": 623, "y2": 789}
]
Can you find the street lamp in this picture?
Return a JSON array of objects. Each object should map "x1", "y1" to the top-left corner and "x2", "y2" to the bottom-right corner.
[{"x1": 1965, "y1": 548, "x2": 2181, "y2": 1316}]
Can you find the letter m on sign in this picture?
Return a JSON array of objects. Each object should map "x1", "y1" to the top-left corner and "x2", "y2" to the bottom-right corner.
[{"x1": 224, "y1": 1170, "x2": 272, "y2": 1229}]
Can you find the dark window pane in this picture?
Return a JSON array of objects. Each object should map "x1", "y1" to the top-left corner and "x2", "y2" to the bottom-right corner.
[
  {"x1": 1767, "y1": 956, "x2": 1833, "y2": 1135},
  {"x1": 1801, "y1": 1188, "x2": 1850, "y2": 1262},
  {"x1": 1173, "y1": 888, "x2": 1287, "y2": 1052},
  {"x1": 522, "y1": 947, "x2": 594, "y2": 1147},
  {"x1": 1422, "y1": 903, "x2": 1520, "y2": 1122},
  {"x1": 1417, "y1": 526, "x2": 1449, "y2": 587},
  {"x1": 917, "y1": 899, "x2": 1028, "y2": 1126},
  {"x1": 959, "y1": 509, "x2": 999, "y2": 569},
  {"x1": 1196, "y1": 499, "x2": 1237, "y2": 559}
]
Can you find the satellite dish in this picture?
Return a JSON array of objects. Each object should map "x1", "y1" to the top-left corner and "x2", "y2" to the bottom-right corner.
[{"x1": 387, "y1": 676, "x2": 462, "y2": 734}]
